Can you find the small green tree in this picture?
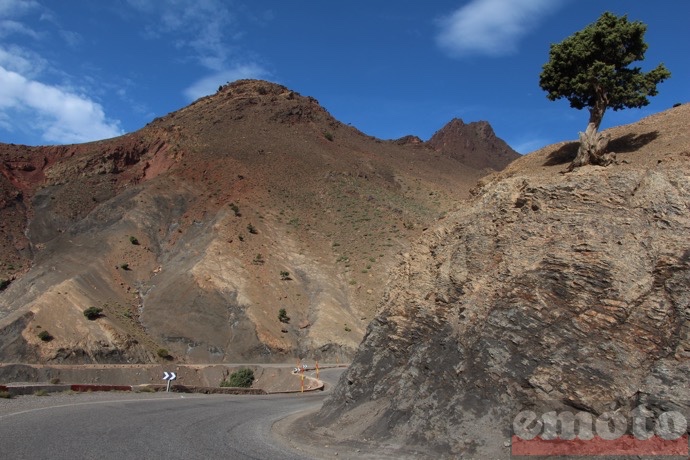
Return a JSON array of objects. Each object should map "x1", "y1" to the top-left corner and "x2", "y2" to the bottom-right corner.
[
  {"x1": 157, "y1": 348, "x2": 171, "y2": 359},
  {"x1": 280, "y1": 270, "x2": 291, "y2": 280},
  {"x1": 38, "y1": 330, "x2": 53, "y2": 342},
  {"x1": 540, "y1": 12, "x2": 670, "y2": 169},
  {"x1": 278, "y1": 308, "x2": 290, "y2": 324},
  {"x1": 83, "y1": 306, "x2": 103, "y2": 320},
  {"x1": 229, "y1": 203, "x2": 241, "y2": 217},
  {"x1": 220, "y1": 368, "x2": 255, "y2": 388},
  {"x1": 129, "y1": 236, "x2": 140, "y2": 245}
]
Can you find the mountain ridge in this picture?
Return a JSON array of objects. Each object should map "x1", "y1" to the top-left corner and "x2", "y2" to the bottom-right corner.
[{"x1": 0, "y1": 79, "x2": 516, "y2": 365}]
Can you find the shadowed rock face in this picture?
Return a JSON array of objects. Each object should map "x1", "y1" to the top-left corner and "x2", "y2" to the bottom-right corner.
[{"x1": 315, "y1": 106, "x2": 690, "y2": 457}]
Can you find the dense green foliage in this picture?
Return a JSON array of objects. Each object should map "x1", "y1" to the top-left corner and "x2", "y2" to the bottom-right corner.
[
  {"x1": 221, "y1": 368, "x2": 255, "y2": 388},
  {"x1": 540, "y1": 12, "x2": 670, "y2": 129}
]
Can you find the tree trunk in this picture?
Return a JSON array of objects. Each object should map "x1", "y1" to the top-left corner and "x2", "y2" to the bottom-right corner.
[{"x1": 569, "y1": 100, "x2": 614, "y2": 170}]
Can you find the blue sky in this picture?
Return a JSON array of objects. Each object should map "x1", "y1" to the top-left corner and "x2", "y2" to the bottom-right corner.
[{"x1": 0, "y1": 0, "x2": 688, "y2": 153}]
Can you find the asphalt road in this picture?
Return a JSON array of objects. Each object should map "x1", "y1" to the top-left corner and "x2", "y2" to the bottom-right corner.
[{"x1": 0, "y1": 369, "x2": 345, "y2": 460}]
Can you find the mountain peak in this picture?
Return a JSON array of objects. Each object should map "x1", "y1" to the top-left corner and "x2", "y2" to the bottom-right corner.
[
  {"x1": 218, "y1": 79, "x2": 293, "y2": 97},
  {"x1": 427, "y1": 118, "x2": 518, "y2": 171}
]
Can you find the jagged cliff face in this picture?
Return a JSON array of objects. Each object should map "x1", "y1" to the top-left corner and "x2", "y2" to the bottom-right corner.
[
  {"x1": 315, "y1": 105, "x2": 690, "y2": 457},
  {"x1": 0, "y1": 80, "x2": 515, "y2": 365}
]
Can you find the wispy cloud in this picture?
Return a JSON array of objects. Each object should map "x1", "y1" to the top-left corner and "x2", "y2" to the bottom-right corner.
[
  {"x1": 0, "y1": 44, "x2": 47, "y2": 76},
  {"x1": 0, "y1": 0, "x2": 40, "y2": 17},
  {"x1": 127, "y1": 0, "x2": 269, "y2": 100},
  {"x1": 510, "y1": 137, "x2": 549, "y2": 154},
  {"x1": 127, "y1": 0, "x2": 236, "y2": 69},
  {"x1": 0, "y1": 66, "x2": 122, "y2": 144},
  {"x1": 0, "y1": 18, "x2": 40, "y2": 38},
  {"x1": 436, "y1": 0, "x2": 564, "y2": 58}
]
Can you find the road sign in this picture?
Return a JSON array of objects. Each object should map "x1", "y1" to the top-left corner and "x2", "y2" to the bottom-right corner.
[{"x1": 163, "y1": 371, "x2": 177, "y2": 392}]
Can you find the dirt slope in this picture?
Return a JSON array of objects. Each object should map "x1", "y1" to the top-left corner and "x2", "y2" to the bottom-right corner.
[{"x1": 0, "y1": 80, "x2": 514, "y2": 364}]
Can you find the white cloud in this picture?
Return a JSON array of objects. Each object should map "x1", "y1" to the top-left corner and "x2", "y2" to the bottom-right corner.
[
  {"x1": 183, "y1": 64, "x2": 269, "y2": 101},
  {"x1": 436, "y1": 0, "x2": 564, "y2": 57},
  {"x1": 0, "y1": 66, "x2": 123, "y2": 144}
]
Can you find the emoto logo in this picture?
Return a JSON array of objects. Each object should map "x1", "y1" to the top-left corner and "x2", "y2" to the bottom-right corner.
[{"x1": 511, "y1": 406, "x2": 688, "y2": 457}]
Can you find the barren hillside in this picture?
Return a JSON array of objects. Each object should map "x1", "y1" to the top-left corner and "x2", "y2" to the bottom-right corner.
[{"x1": 0, "y1": 80, "x2": 516, "y2": 364}]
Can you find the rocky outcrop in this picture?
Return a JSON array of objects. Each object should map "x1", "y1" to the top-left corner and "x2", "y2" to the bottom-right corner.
[{"x1": 314, "y1": 108, "x2": 690, "y2": 457}]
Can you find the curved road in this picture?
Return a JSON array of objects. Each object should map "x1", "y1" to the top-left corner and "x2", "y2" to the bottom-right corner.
[{"x1": 0, "y1": 368, "x2": 344, "y2": 460}]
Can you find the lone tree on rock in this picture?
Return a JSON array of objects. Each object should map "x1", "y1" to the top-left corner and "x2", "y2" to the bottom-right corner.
[{"x1": 539, "y1": 12, "x2": 670, "y2": 170}]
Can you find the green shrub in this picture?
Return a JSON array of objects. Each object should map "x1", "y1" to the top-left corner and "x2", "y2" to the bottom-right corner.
[
  {"x1": 157, "y1": 348, "x2": 171, "y2": 359},
  {"x1": 252, "y1": 253, "x2": 264, "y2": 265},
  {"x1": 278, "y1": 308, "x2": 290, "y2": 324},
  {"x1": 0, "y1": 279, "x2": 9, "y2": 291},
  {"x1": 38, "y1": 330, "x2": 53, "y2": 342},
  {"x1": 129, "y1": 236, "x2": 140, "y2": 245},
  {"x1": 34, "y1": 389, "x2": 49, "y2": 396},
  {"x1": 220, "y1": 368, "x2": 255, "y2": 388},
  {"x1": 230, "y1": 203, "x2": 241, "y2": 217},
  {"x1": 0, "y1": 391, "x2": 11, "y2": 399},
  {"x1": 247, "y1": 223, "x2": 258, "y2": 234},
  {"x1": 280, "y1": 271, "x2": 291, "y2": 281},
  {"x1": 120, "y1": 263, "x2": 130, "y2": 270},
  {"x1": 324, "y1": 131, "x2": 334, "y2": 142},
  {"x1": 83, "y1": 306, "x2": 103, "y2": 320}
]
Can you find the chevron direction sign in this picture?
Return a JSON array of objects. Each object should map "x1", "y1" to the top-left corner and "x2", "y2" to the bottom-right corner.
[{"x1": 163, "y1": 372, "x2": 177, "y2": 392}]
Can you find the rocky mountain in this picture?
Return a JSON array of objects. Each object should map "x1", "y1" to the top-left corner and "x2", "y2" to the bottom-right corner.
[
  {"x1": 0, "y1": 79, "x2": 514, "y2": 365},
  {"x1": 427, "y1": 118, "x2": 519, "y2": 171},
  {"x1": 313, "y1": 104, "x2": 690, "y2": 457}
]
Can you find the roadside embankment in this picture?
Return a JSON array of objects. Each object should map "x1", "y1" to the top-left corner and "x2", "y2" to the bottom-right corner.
[{"x1": 0, "y1": 363, "x2": 337, "y2": 395}]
